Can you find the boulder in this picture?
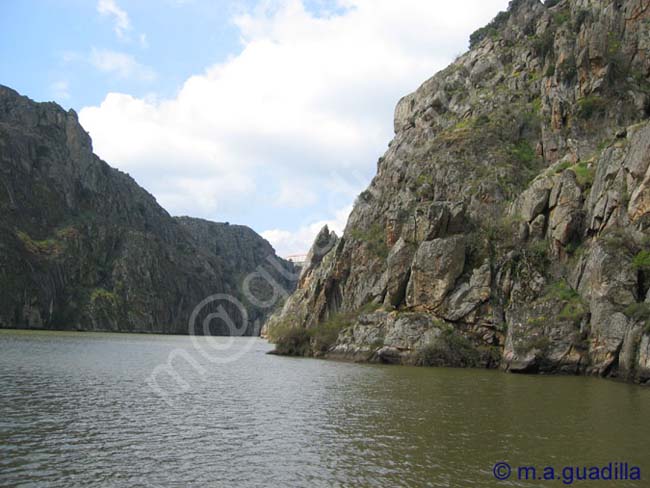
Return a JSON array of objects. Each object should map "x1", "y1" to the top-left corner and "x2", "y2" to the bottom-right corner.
[{"x1": 406, "y1": 236, "x2": 466, "y2": 309}]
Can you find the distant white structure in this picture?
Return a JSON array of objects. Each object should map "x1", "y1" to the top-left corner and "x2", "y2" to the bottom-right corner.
[{"x1": 285, "y1": 254, "x2": 308, "y2": 266}]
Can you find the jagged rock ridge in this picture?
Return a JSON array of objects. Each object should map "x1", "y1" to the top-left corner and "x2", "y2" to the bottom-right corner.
[
  {"x1": 0, "y1": 85, "x2": 295, "y2": 334},
  {"x1": 267, "y1": 0, "x2": 650, "y2": 383}
]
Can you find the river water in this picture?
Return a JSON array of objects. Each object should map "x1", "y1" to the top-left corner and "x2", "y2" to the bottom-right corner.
[{"x1": 0, "y1": 330, "x2": 648, "y2": 487}]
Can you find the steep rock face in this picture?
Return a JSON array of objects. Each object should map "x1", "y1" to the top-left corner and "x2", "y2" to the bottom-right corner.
[
  {"x1": 265, "y1": 225, "x2": 340, "y2": 334},
  {"x1": 267, "y1": 0, "x2": 650, "y2": 383},
  {"x1": 0, "y1": 85, "x2": 295, "y2": 334}
]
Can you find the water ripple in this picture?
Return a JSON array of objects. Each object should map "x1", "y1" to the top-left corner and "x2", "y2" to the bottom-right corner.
[{"x1": 1, "y1": 330, "x2": 649, "y2": 487}]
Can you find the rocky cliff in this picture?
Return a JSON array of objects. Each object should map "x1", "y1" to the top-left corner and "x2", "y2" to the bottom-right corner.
[
  {"x1": 267, "y1": 0, "x2": 650, "y2": 383},
  {"x1": 0, "y1": 85, "x2": 295, "y2": 334}
]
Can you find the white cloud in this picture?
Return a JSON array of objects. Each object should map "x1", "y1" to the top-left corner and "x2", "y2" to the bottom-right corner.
[
  {"x1": 157, "y1": 175, "x2": 256, "y2": 217},
  {"x1": 80, "y1": 0, "x2": 509, "y2": 252},
  {"x1": 51, "y1": 80, "x2": 70, "y2": 101},
  {"x1": 139, "y1": 33, "x2": 149, "y2": 49},
  {"x1": 61, "y1": 50, "x2": 81, "y2": 63},
  {"x1": 90, "y1": 48, "x2": 157, "y2": 81},
  {"x1": 263, "y1": 205, "x2": 352, "y2": 256},
  {"x1": 275, "y1": 180, "x2": 318, "y2": 208},
  {"x1": 97, "y1": 0, "x2": 131, "y2": 39}
]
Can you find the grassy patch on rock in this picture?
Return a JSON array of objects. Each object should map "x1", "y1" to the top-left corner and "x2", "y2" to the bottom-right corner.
[
  {"x1": 569, "y1": 161, "x2": 595, "y2": 189},
  {"x1": 350, "y1": 223, "x2": 389, "y2": 260},
  {"x1": 632, "y1": 250, "x2": 650, "y2": 271},
  {"x1": 16, "y1": 230, "x2": 64, "y2": 258},
  {"x1": 90, "y1": 287, "x2": 118, "y2": 305},
  {"x1": 545, "y1": 279, "x2": 587, "y2": 324}
]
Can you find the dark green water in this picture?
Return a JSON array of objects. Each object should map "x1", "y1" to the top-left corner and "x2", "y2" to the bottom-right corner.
[{"x1": 0, "y1": 330, "x2": 648, "y2": 487}]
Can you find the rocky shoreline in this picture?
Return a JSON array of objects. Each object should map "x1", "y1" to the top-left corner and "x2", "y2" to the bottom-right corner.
[{"x1": 266, "y1": 0, "x2": 650, "y2": 384}]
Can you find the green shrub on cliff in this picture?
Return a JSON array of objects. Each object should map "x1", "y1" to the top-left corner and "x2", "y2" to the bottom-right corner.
[
  {"x1": 570, "y1": 161, "x2": 595, "y2": 188},
  {"x1": 415, "y1": 329, "x2": 479, "y2": 368},
  {"x1": 16, "y1": 230, "x2": 64, "y2": 258},
  {"x1": 553, "y1": 10, "x2": 570, "y2": 26},
  {"x1": 350, "y1": 223, "x2": 389, "y2": 259},
  {"x1": 310, "y1": 312, "x2": 355, "y2": 354},
  {"x1": 516, "y1": 335, "x2": 552, "y2": 356},
  {"x1": 577, "y1": 95, "x2": 607, "y2": 119},
  {"x1": 623, "y1": 303, "x2": 650, "y2": 322},
  {"x1": 557, "y1": 56, "x2": 577, "y2": 81},
  {"x1": 559, "y1": 301, "x2": 587, "y2": 323},
  {"x1": 547, "y1": 280, "x2": 579, "y2": 301},
  {"x1": 269, "y1": 311, "x2": 357, "y2": 356},
  {"x1": 267, "y1": 324, "x2": 311, "y2": 356},
  {"x1": 622, "y1": 301, "x2": 650, "y2": 338},
  {"x1": 632, "y1": 250, "x2": 650, "y2": 271},
  {"x1": 532, "y1": 30, "x2": 555, "y2": 58},
  {"x1": 573, "y1": 9, "x2": 590, "y2": 30},
  {"x1": 90, "y1": 288, "x2": 118, "y2": 305},
  {"x1": 469, "y1": 10, "x2": 509, "y2": 48},
  {"x1": 509, "y1": 140, "x2": 536, "y2": 165},
  {"x1": 546, "y1": 280, "x2": 587, "y2": 324}
]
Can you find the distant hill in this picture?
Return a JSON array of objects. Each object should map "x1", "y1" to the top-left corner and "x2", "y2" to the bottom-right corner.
[{"x1": 0, "y1": 85, "x2": 295, "y2": 334}]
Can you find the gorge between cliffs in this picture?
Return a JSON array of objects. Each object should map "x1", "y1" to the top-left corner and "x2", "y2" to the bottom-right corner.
[{"x1": 3, "y1": 1, "x2": 650, "y2": 487}]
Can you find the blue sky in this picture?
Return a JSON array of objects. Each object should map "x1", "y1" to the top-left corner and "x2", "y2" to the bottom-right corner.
[
  {"x1": 1, "y1": 0, "x2": 255, "y2": 107},
  {"x1": 0, "y1": 0, "x2": 509, "y2": 255}
]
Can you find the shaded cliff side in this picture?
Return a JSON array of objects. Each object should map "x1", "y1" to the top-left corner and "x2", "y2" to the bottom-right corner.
[
  {"x1": 267, "y1": 0, "x2": 650, "y2": 383},
  {"x1": 0, "y1": 85, "x2": 295, "y2": 334}
]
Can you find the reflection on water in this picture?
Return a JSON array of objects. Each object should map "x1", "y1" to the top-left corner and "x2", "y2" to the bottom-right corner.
[{"x1": 0, "y1": 329, "x2": 649, "y2": 487}]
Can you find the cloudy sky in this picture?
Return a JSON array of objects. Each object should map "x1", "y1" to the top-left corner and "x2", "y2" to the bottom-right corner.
[{"x1": 0, "y1": 0, "x2": 509, "y2": 256}]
